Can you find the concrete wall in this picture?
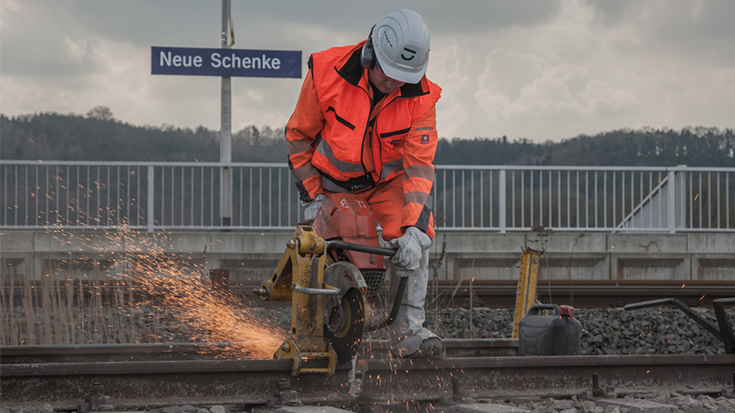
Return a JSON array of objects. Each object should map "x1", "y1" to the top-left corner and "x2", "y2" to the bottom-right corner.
[
  {"x1": 1, "y1": 230, "x2": 734, "y2": 282},
  {"x1": 435, "y1": 231, "x2": 735, "y2": 281}
]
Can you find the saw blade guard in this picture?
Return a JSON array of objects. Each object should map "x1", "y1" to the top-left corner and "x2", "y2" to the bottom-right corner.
[
  {"x1": 313, "y1": 194, "x2": 408, "y2": 335},
  {"x1": 322, "y1": 261, "x2": 368, "y2": 364}
]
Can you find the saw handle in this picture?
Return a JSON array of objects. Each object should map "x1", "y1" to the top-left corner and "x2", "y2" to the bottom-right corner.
[
  {"x1": 366, "y1": 276, "x2": 407, "y2": 332},
  {"x1": 326, "y1": 240, "x2": 397, "y2": 257}
]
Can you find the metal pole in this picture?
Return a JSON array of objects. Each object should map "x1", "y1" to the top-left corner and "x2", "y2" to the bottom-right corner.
[
  {"x1": 499, "y1": 169, "x2": 506, "y2": 233},
  {"x1": 668, "y1": 170, "x2": 676, "y2": 233},
  {"x1": 220, "y1": 0, "x2": 233, "y2": 228},
  {"x1": 677, "y1": 165, "x2": 687, "y2": 229},
  {"x1": 147, "y1": 165, "x2": 154, "y2": 232}
]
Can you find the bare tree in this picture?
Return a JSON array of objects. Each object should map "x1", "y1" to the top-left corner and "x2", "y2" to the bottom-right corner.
[{"x1": 86, "y1": 106, "x2": 114, "y2": 121}]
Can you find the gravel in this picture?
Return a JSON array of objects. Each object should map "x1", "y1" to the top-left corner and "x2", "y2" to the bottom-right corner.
[
  {"x1": 9, "y1": 392, "x2": 735, "y2": 413},
  {"x1": 5, "y1": 301, "x2": 732, "y2": 356},
  {"x1": 422, "y1": 306, "x2": 731, "y2": 356},
  {"x1": 255, "y1": 304, "x2": 732, "y2": 355}
]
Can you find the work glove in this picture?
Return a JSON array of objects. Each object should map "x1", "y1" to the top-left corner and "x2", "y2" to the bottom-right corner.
[
  {"x1": 387, "y1": 227, "x2": 432, "y2": 275},
  {"x1": 302, "y1": 194, "x2": 327, "y2": 223}
]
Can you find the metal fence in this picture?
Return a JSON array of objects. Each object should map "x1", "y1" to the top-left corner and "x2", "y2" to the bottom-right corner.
[{"x1": 1, "y1": 161, "x2": 733, "y2": 233}]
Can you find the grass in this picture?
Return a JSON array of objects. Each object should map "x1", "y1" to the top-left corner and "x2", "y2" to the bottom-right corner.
[{"x1": 1, "y1": 260, "x2": 146, "y2": 346}]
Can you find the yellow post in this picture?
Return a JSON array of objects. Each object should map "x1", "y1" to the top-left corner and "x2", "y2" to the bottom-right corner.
[{"x1": 512, "y1": 247, "x2": 543, "y2": 338}]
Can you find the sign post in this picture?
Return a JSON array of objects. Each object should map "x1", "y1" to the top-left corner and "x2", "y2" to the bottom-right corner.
[
  {"x1": 151, "y1": 3, "x2": 301, "y2": 229},
  {"x1": 221, "y1": 0, "x2": 232, "y2": 227}
]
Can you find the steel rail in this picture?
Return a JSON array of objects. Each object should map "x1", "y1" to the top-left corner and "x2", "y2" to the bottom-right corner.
[
  {"x1": 4, "y1": 280, "x2": 731, "y2": 309},
  {"x1": 236, "y1": 279, "x2": 735, "y2": 308},
  {"x1": 1, "y1": 358, "x2": 353, "y2": 409},
  {"x1": 355, "y1": 354, "x2": 735, "y2": 401},
  {"x1": 418, "y1": 279, "x2": 735, "y2": 308},
  {"x1": 2, "y1": 352, "x2": 733, "y2": 409},
  {"x1": 0, "y1": 339, "x2": 519, "y2": 364}
]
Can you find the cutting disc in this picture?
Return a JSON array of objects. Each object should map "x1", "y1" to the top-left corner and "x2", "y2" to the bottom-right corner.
[{"x1": 322, "y1": 262, "x2": 366, "y2": 364}]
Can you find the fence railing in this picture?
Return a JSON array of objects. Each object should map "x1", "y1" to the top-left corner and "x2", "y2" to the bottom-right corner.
[{"x1": 1, "y1": 161, "x2": 733, "y2": 233}]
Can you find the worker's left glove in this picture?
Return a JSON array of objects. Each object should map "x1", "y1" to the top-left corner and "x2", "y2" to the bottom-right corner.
[
  {"x1": 388, "y1": 227, "x2": 432, "y2": 275},
  {"x1": 302, "y1": 194, "x2": 327, "y2": 224}
]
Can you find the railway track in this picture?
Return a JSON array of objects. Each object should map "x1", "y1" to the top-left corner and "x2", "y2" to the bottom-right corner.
[
  {"x1": 0, "y1": 339, "x2": 519, "y2": 364},
  {"x1": 2, "y1": 341, "x2": 734, "y2": 410},
  {"x1": 332, "y1": 279, "x2": 735, "y2": 309},
  {"x1": 4, "y1": 279, "x2": 732, "y2": 309}
]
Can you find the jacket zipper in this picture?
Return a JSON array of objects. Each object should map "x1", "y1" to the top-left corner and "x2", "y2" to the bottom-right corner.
[
  {"x1": 360, "y1": 82, "x2": 401, "y2": 186},
  {"x1": 360, "y1": 85, "x2": 375, "y2": 186},
  {"x1": 373, "y1": 95, "x2": 400, "y2": 182}
]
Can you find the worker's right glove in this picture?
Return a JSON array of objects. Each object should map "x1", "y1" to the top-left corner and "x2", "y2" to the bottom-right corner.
[
  {"x1": 387, "y1": 227, "x2": 432, "y2": 276},
  {"x1": 302, "y1": 194, "x2": 327, "y2": 224}
]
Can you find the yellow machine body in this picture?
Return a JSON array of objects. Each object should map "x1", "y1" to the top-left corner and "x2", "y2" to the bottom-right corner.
[{"x1": 255, "y1": 225, "x2": 368, "y2": 376}]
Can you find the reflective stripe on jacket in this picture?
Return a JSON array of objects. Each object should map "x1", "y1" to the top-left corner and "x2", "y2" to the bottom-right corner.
[{"x1": 286, "y1": 41, "x2": 441, "y2": 235}]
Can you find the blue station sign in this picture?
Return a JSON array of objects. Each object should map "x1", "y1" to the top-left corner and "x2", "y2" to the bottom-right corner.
[{"x1": 151, "y1": 46, "x2": 302, "y2": 78}]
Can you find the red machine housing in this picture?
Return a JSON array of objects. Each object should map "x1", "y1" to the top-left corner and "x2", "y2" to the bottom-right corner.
[
  {"x1": 311, "y1": 193, "x2": 389, "y2": 300},
  {"x1": 312, "y1": 193, "x2": 387, "y2": 272}
]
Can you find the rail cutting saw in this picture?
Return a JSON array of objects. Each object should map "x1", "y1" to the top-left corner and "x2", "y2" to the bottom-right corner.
[{"x1": 253, "y1": 193, "x2": 406, "y2": 376}]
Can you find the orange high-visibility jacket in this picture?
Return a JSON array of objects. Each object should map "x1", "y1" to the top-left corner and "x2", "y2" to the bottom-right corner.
[{"x1": 286, "y1": 41, "x2": 441, "y2": 236}]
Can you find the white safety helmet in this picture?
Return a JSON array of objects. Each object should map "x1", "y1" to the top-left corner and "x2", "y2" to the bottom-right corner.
[{"x1": 370, "y1": 9, "x2": 430, "y2": 84}]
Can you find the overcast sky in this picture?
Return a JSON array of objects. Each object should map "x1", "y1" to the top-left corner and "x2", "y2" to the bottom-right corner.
[{"x1": 1, "y1": 0, "x2": 734, "y2": 142}]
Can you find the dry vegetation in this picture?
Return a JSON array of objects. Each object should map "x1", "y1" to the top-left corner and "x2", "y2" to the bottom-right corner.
[{"x1": 0, "y1": 229, "x2": 285, "y2": 359}]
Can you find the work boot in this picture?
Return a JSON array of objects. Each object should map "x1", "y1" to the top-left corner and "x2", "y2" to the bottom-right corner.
[{"x1": 406, "y1": 337, "x2": 445, "y2": 359}]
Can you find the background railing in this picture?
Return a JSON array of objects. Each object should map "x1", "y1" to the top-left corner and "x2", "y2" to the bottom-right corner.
[{"x1": 1, "y1": 161, "x2": 733, "y2": 232}]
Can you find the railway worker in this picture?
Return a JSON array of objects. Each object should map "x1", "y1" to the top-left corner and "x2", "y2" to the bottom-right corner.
[{"x1": 286, "y1": 9, "x2": 444, "y2": 359}]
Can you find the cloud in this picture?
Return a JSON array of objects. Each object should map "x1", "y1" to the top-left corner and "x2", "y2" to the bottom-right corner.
[
  {"x1": 432, "y1": 0, "x2": 735, "y2": 140},
  {"x1": 1, "y1": 3, "x2": 100, "y2": 78},
  {"x1": 475, "y1": 52, "x2": 640, "y2": 121},
  {"x1": 432, "y1": 1, "x2": 642, "y2": 140},
  {"x1": 587, "y1": 0, "x2": 735, "y2": 64},
  {"x1": 1, "y1": 0, "x2": 733, "y2": 142}
]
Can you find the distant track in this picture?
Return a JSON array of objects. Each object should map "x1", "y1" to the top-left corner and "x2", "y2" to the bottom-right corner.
[
  {"x1": 236, "y1": 280, "x2": 734, "y2": 309},
  {"x1": 5, "y1": 279, "x2": 732, "y2": 309},
  {"x1": 419, "y1": 279, "x2": 735, "y2": 308}
]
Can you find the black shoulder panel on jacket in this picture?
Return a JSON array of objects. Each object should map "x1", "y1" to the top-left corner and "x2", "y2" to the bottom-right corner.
[
  {"x1": 337, "y1": 49, "x2": 364, "y2": 87},
  {"x1": 399, "y1": 82, "x2": 428, "y2": 98}
]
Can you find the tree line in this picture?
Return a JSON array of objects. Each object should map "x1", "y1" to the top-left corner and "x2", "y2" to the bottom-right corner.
[{"x1": 2, "y1": 107, "x2": 734, "y2": 166}]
